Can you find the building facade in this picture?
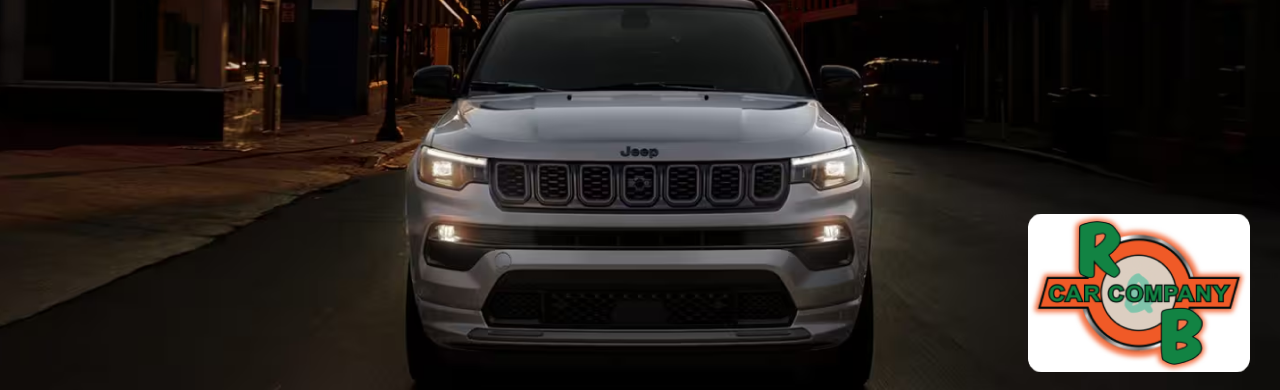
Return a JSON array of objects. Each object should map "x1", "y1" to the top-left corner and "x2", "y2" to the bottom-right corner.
[
  {"x1": 2, "y1": 0, "x2": 284, "y2": 141},
  {"x1": 964, "y1": 0, "x2": 1276, "y2": 197},
  {"x1": 0, "y1": 0, "x2": 474, "y2": 143}
]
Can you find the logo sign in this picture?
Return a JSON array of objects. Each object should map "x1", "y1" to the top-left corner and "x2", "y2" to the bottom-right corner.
[
  {"x1": 619, "y1": 146, "x2": 659, "y2": 158},
  {"x1": 1028, "y1": 215, "x2": 1249, "y2": 372}
]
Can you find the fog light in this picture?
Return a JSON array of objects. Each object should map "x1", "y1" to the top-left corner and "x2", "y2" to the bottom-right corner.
[
  {"x1": 818, "y1": 225, "x2": 844, "y2": 242},
  {"x1": 436, "y1": 224, "x2": 460, "y2": 242}
]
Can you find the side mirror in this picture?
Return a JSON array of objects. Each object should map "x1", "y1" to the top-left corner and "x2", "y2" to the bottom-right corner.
[
  {"x1": 818, "y1": 65, "x2": 862, "y2": 100},
  {"x1": 412, "y1": 65, "x2": 455, "y2": 99}
]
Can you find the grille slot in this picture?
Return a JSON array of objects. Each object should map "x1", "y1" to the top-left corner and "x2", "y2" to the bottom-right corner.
[
  {"x1": 578, "y1": 165, "x2": 615, "y2": 206},
  {"x1": 707, "y1": 164, "x2": 744, "y2": 205},
  {"x1": 535, "y1": 164, "x2": 571, "y2": 205},
  {"x1": 493, "y1": 162, "x2": 529, "y2": 203},
  {"x1": 664, "y1": 165, "x2": 701, "y2": 207},
  {"x1": 751, "y1": 163, "x2": 785, "y2": 203},
  {"x1": 621, "y1": 165, "x2": 658, "y2": 206}
]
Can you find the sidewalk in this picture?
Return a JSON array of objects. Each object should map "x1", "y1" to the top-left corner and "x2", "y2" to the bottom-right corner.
[{"x1": 0, "y1": 101, "x2": 451, "y2": 326}]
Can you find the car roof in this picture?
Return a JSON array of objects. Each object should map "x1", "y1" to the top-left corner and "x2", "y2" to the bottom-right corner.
[{"x1": 513, "y1": 0, "x2": 760, "y2": 11}]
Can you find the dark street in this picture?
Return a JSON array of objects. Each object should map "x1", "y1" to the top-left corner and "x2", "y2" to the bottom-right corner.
[{"x1": 0, "y1": 139, "x2": 1267, "y2": 390}]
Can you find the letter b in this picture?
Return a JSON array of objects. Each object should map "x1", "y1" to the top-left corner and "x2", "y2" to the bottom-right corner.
[{"x1": 1160, "y1": 308, "x2": 1203, "y2": 365}]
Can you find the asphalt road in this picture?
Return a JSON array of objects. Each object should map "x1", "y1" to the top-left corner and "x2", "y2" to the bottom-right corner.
[{"x1": 0, "y1": 138, "x2": 1271, "y2": 389}]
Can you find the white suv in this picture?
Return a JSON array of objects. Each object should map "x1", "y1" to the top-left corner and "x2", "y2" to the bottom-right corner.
[{"x1": 404, "y1": 0, "x2": 873, "y2": 384}]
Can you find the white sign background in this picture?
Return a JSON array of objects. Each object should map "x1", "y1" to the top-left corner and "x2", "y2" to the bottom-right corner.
[{"x1": 1027, "y1": 214, "x2": 1250, "y2": 372}]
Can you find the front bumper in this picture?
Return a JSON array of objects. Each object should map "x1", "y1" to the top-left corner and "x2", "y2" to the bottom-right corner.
[{"x1": 404, "y1": 158, "x2": 872, "y2": 350}]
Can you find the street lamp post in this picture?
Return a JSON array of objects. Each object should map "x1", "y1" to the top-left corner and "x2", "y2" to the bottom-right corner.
[{"x1": 377, "y1": 0, "x2": 406, "y2": 142}]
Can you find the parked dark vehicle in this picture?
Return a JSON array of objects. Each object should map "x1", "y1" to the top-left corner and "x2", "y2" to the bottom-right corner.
[{"x1": 856, "y1": 57, "x2": 963, "y2": 140}]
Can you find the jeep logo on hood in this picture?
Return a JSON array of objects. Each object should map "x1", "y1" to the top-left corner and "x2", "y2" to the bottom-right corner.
[{"x1": 620, "y1": 146, "x2": 659, "y2": 158}]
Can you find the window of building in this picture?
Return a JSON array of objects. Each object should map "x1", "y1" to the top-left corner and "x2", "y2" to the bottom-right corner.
[
  {"x1": 370, "y1": 0, "x2": 389, "y2": 85},
  {"x1": 227, "y1": 0, "x2": 267, "y2": 83},
  {"x1": 157, "y1": 0, "x2": 203, "y2": 84},
  {"x1": 23, "y1": 0, "x2": 199, "y2": 84}
]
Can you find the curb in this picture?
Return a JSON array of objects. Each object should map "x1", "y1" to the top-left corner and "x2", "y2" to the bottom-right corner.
[
  {"x1": 963, "y1": 139, "x2": 1152, "y2": 186},
  {"x1": 363, "y1": 139, "x2": 421, "y2": 168}
]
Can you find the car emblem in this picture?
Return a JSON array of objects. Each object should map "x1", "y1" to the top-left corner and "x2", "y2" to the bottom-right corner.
[
  {"x1": 630, "y1": 175, "x2": 653, "y2": 191},
  {"x1": 620, "y1": 146, "x2": 659, "y2": 158}
]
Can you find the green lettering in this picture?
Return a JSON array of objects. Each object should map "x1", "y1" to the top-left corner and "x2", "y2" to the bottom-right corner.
[
  {"x1": 1144, "y1": 284, "x2": 1164, "y2": 302},
  {"x1": 1196, "y1": 285, "x2": 1212, "y2": 303},
  {"x1": 1084, "y1": 285, "x2": 1101, "y2": 302},
  {"x1": 1165, "y1": 285, "x2": 1179, "y2": 303},
  {"x1": 1160, "y1": 308, "x2": 1203, "y2": 365},
  {"x1": 1210, "y1": 284, "x2": 1231, "y2": 303},
  {"x1": 1065, "y1": 285, "x2": 1083, "y2": 302},
  {"x1": 1108, "y1": 285, "x2": 1125, "y2": 302},
  {"x1": 1078, "y1": 222, "x2": 1121, "y2": 278},
  {"x1": 1050, "y1": 285, "x2": 1066, "y2": 302},
  {"x1": 1177, "y1": 284, "x2": 1195, "y2": 303},
  {"x1": 1125, "y1": 284, "x2": 1143, "y2": 302}
]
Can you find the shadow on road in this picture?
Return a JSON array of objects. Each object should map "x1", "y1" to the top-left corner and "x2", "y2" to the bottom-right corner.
[{"x1": 408, "y1": 350, "x2": 873, "y2": 388}]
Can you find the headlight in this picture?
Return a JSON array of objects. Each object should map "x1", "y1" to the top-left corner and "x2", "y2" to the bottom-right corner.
[
  {"x1": 417, "y1": 146, "x2": 488, "y2": 189},
  {"x1": 790, "y1": 146, "x2": 861, "y2": 190}
]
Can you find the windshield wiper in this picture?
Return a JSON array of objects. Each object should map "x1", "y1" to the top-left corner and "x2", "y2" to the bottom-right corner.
[
  {"x1": 571, "y1": 82, "x2": 722, "y2": 92},
  {"x1": 470, "y1": 81, "x2": 559, "y2": 93}
]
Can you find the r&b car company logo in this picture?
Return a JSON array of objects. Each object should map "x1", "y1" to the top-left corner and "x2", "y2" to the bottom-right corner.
[{"x1": 1027, "y1": 215, "x2": 1249, "y2": 372}]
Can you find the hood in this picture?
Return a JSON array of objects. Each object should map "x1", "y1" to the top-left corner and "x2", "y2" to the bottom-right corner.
[{"x1": 426, "y1": 91, "x2": 850, "y2": 162}]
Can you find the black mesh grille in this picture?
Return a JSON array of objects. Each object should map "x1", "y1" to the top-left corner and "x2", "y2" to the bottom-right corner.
[
  {"x1": 708, "y1": 165, "x2": 742, "y2": 203},
  {"x1": 737, "y1": 292, "x2": 795, "y2": 320},
  {"x1": 483, "y1": 270, "x2": 796, "y2": 329},
  {"x1": 494, "y1": 163, "x2": 527, "y2": 200},
  {"x1": 666, "y1": 166, "x2": 699, "y2": 204},
  {"x1": 487, "y1": 290, "x2": 795, "y2": 328},
  {"x1": 536, "y1": 165, "x2": 570, "y2": 202},
  {"x1": 752, "y1": 164, "x2": 784, "y2": 200},
  {"x1": 579, "y1": 166, "x2": 613, "y2": 203},
  {"x1": 622, "y1": 166, "x2": 657, "y2": 204},
  {"x1": 485, "y1": 292, "x2": 542, "y2": 320}
]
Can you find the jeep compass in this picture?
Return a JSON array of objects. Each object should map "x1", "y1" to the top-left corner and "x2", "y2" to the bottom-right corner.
[{"x1": 404, "y1": 0, "x2": 873, "y2": 384}]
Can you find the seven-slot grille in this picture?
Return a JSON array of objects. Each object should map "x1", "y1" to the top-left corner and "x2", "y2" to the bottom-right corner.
[{"x1": 489, "y1": 160, "x2": 788, "y2": 210}]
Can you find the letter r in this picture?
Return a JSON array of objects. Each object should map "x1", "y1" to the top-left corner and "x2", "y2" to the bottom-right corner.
[{"x1": 1079, "y1": 222, "x2": 1121, "y2": 278}]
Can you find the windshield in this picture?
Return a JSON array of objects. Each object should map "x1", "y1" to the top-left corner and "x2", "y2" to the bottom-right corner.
[{"x1": 467, "y1": 5, "x2": 810, "y2": 97}]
